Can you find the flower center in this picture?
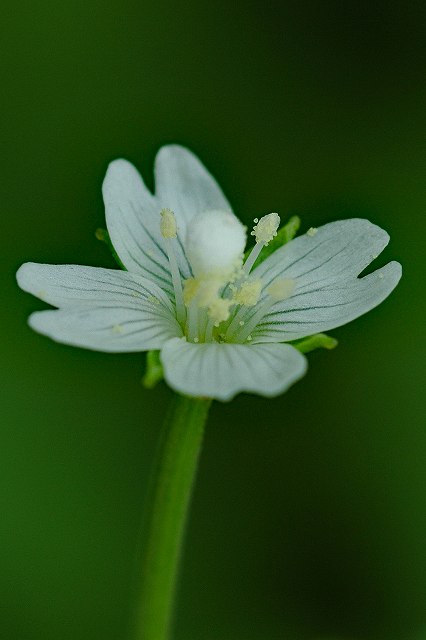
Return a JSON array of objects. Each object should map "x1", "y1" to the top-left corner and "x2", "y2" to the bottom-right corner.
[{"x1": 160, "y1": 209, "x2": 293, "y2": 344}]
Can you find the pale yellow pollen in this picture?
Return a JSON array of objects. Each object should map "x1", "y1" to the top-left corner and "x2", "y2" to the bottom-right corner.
[
  {"x1": 239, "y1": 320, "x2": 245, "y2": 326},
  {"x1": 183, "y1": 276, "x2": 226, "y2": 309},
  {"x1": 267, "y1": 278, "x2": 296, "y2": 301},
  {"x1": 234, "y1": 279, "x2": 262, "y2": 307},
  {"x1": 183, "y1": 278, "x2": 199, "y2": 305},
  {"x1": 247, "y1": 335, "x2": 252, "y2": 341},
  {"x1": 193, "y1": 337, "x2": 199, "y2": 343},
  {"x1": 208, "y1": 297, "x2": 233, "y2": 326},
  {"x1": 112, "y1": 324, "x2": 123, "y2": 334},
  {"x1": 307, "y1": 227, "x2": 318, "y2": 237},
  {"x1": 160, "y1": 208, "x2": 177, "y2": 239},
  {"x1": 197, "y1": 279, "x2": 222, "y2": 307},
  {"x1": 251, "y1": 212, "x2": 280, "y2": 244}
]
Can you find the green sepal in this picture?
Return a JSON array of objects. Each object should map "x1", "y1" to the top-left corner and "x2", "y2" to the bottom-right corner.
[
  {"x1": 244, "y1": 215, "x2": 301, "y2": 270},
  {"x1": 291, "y1": 333, "x2": 338, "y2": 354},
  {"x1": 95, "y1": 228, "x2": 127, "y2": 270},
  {"x1": 142, "y1": 350, "x2": 164, "y2": 389}
]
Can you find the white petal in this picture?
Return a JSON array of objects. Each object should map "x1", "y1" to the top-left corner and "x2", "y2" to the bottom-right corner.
[
  {"x1": 28, "y1": 304, "x2": 181, "y2": 353},
  {"x1": 160, "y1": 338, "x2": 307, "y2": 401},
  {"x1": 17, "y1": 263, "x2": 175, "y2": 314},
  {"x1": 154, "y1": 145, "x2": 233, "y2": 229},
  {"x1": 252, "y1": 219, "x2": 392, "y2": 290},
  {"x1": 17, "y1": 263, "x2": 181, "y2": 352},
  {"x1": 251, "y1": 261, "x2": 402, "y2": 342},
  {"x1": 102, "y1": 159, "x2": 191, "y2": 293},
  {"x1": 243, "y1": 219, "x2": 401, "y2": 342}
]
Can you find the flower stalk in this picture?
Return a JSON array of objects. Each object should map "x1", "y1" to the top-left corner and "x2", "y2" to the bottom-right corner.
[{"x1": 133, "y1": 393, "x2": 212, "y2": 640}]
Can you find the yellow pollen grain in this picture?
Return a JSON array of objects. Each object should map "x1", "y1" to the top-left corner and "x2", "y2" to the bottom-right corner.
[
  {"x1": 208, "y1": 297, "x2": 233, "y2": 326},
  {"x1": 234, "y1": 279, "x2": 262, "y2": 307},
  {"x1": 183, "y1": 278, "x2": 199, "y2": 305},
  {"x1": 307, "y1": 227, "x2": 318, "y2": 237},
  {"x1": 112, "y1": 324, "x2": 123, "y2": 334}
]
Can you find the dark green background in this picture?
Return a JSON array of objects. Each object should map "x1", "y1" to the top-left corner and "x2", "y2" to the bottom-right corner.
[{"x1": 2, "y1": 2, "x2": 425, "y2": 639}]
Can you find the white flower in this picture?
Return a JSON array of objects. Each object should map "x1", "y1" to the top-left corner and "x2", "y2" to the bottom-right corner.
[{"x1": 17, "y1": 145, "x2": 402, "y2": 401}]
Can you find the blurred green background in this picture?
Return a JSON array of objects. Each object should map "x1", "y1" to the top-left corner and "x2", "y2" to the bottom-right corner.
[{"x1": 2, "y1": 2, "x2": 426, "y2": 639}]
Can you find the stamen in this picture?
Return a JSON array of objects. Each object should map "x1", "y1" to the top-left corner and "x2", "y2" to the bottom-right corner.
[
  {"x1": 244, "y1": 213, "x2": 280, "y2": 273},
  {"x1": 232, "y1": 278, "x2": 295, "y2": 343},
  {"x1": 225, "y1": 279, "x2": 262, "y2": 338},
  {"x1": 160, "y1": 209, "x2": 186, "y2": 326}
]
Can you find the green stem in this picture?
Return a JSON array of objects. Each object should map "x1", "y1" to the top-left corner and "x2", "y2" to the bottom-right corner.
[{"x1": 133, "y1": 393, "x2": 212, "y2": 640}]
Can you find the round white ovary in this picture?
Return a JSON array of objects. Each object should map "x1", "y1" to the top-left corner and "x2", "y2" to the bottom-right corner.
[{"x1": 185, "y1": 210, "x2": 247, "y2": 278}]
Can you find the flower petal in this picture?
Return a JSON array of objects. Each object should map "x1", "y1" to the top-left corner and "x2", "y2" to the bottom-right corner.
[
  {"x1": 252, "y1": 219, "x2": 392, "y2": 289},
  {"x1": 251, "y1": 261, "x2": 402, "y2": 342},
  {"x1": 17, "y1": 263, "x2": 175, "y2": 313},
  {"x1": 160, "y1": 338, "x2": 307, "y2": 401},
  {"x1": 28, "y1": 305, "x2": 180, "y2": 353},
  {"x1": 102, "y1": 158, "x2": 191, "y2": 293},
  {"x1": 17, "y1": 263, "x2": 181, "y2": 352},
  {"x1": 154, "y1": 145, "x2": 233, "y2": 228}
]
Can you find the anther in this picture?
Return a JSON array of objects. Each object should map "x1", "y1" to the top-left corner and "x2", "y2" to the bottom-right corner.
[
  {"x1": 231, "y1": 278, "x2": 296, "y2": 343},
  {"x1": 252, "y1": 212, "x2": 280, "y2": 245},
  {"x1": 234, "y1": 279, "x2": 262, "y2": 307},
  {"x1": 244, "y1": 212, "x2": 281, "y2": 273},
  {"x1": 160, "y1": 208, "x2": 177, "y2": 238}
]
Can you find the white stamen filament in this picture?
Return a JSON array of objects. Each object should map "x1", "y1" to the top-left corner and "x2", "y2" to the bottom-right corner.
[
  {"x1": 165, "y1": 239, "x2": 186, "y2": 326},
  {"x1": 160, "y1": 209, "x2": 186, "y2": 326},
  {"x1": 186, "y1": 298, "x2": 199, "y2": 343},
  {"x1": 230, "y1": 278, "x2": 295, "y2": 343},
  {"x1": 232, "y1": 297, "x2": 276, "y2": 343},
  {"x1": 243, "y1": 242, "x2": 264, "y2": 273}
]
